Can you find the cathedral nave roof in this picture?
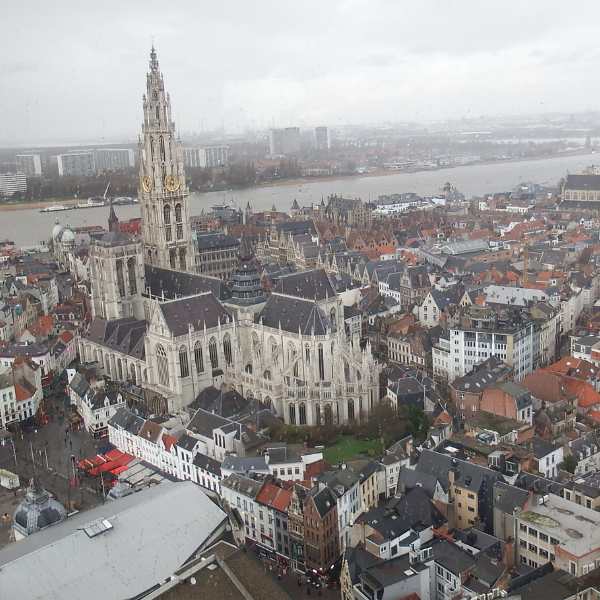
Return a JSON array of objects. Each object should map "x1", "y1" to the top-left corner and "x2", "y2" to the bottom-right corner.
[
  {"x1": 257, "y1": 293, "x2": 330, "y2": 335},
  {"x1": 144, "y1": 265, "x2": 226, "y2": 300},
  {"x1": 87, "y1": 317, "x2": 146, "y2": 360},
  {"x1": 159, "y1": 292, "x2": 232, "y2": 336}
]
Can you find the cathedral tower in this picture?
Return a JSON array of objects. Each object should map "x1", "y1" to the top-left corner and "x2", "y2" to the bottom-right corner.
[
  {"x1": 90, "y1": 205, "x2": 145, "y2": 321},
  {"x1": 139, "y1": 46, "x2": 194, "y2": 272}
]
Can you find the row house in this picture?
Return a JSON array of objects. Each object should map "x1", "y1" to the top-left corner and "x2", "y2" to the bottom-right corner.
[
  {"x1": 67, "y1": 368, "x2": 125, "y2": 438},
  {"x1": 255, "y1": 481, "x2": 293, "y2": 560},
  {"x1": 304, "y1": 485, "x2": 339, "y2": 572},
  {"x1": 0, "y1": 357, "x2": 43, "y2": 429},
  {"x1": 107, "y1": 408, "x2": 180, "y2": 478},
  {"x1": 108, "y1": 407, "x2": 224, "y2": 495},
  {"x1": 318, "y1": 466, "x2": 362, "y2": 553}
]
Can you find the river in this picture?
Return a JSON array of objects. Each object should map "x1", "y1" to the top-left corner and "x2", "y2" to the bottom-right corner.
[{"x1": 3, "y1": 151, "x2": 598, "y2": 247}]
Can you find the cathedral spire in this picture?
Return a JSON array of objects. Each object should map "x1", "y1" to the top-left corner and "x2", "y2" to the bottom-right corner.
[
  {"x1": 138, "y1": 46, "x2": 193, "y2": 272},
  {"x1": 149, "y1": 44, "x2": 159, "y2": 72},
  {"x1": 108, "y1": 199, "x2": 119, "y2": 233}
]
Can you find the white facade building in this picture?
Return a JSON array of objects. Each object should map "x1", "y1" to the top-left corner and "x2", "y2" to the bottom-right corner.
[
  {"x1": 0, "y1": 172, "x2": 26, "y2": 197},
  {"x1": 15, "y1": 154, "x2": 42, "y2": 177},
  {"x1": 56, "y1": 152, "x2": 95, "y2": 177}
]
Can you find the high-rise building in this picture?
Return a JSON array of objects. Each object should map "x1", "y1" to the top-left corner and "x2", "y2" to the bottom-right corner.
[
  {"x1": 0, "y1": 172, "x2": 27, "y2": 197},
  {"x1": 183, "y1": 146, "x2": 230, "y2": 168},
  {"x1": 314, "y1": 126, "x2": 330, "y2": 150},
  {"x1": 95, "y1": 148, "x2": 135, "y2": 173},
  {"x1": 15, "y1": 154, "x2": 42, "y2": 177},
  {"x1": 269, "y1": 127, "x2": 301, "y2": 156},
  {"x1": 56, "y1": 152, "x2": 95, "y2": 177},
  {"x1": 138, "y1": 46, "x2": 194, "y2": 272}
]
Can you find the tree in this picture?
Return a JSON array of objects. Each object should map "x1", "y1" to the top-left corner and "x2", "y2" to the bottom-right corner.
[{"x1": 560, "y1": 455, "x2": 577, "y2": 474}]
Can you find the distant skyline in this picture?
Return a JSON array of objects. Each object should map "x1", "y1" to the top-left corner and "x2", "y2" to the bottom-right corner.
[{"x1": 3, "y1": 1, "x2": 600, "y2": 146}]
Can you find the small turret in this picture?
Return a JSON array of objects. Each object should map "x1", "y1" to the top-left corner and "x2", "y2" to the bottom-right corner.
[{"x1": 108, "y1": 199, "x2": 119, "y2": 233}]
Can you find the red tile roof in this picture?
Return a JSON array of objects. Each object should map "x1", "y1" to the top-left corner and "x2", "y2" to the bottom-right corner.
[
  {"x1": 14, "y1": 382, "x2": 34, "y2": 402},
  {"x1": 59, "y1": 330, "x2": 74, "y2": 344},
  {"x1": 162, "y1": 434, "x2": 177, "y2": 451},
  {"x1": 256, "y1": 482, "x2": 292, "y2": 512}
]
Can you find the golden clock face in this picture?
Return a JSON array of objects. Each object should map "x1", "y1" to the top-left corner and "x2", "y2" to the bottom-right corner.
[
  {"x1": 164, "y1": 174, "x2": 180, "y2": 192},
  {"x1": 141, "y1": 175, "x2": 153, "y2": 193}
]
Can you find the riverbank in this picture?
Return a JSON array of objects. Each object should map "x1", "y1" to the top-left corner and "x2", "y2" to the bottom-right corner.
[
  {"x1": 0, "y1": 148, "x2": 591, "y2": 213},
  {"x1": 0, "y1": 197, "x2": 81, "y2": 212}
]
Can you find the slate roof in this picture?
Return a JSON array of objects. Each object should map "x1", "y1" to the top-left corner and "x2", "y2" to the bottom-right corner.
[
  {"x1": 493, "y1": 481, "x2": 529, "y2": 515},
  {"x1": 175, "y1": 433, "x2": 200, "y2": 452},
  {"x1": 187, "y1": 408, "x2": 232, "y2": 438},
  {"x1": 565, "y1": 174, "x2": 600, "y2": 191},
  {"x1": 417, "y1": 449, "x2": 501, "y2": 494},
  {"x1": 189, "y1": 386, "x2": 249, "y2": 419},
  {"x1": 257, "y1": 293, "x2": 331, "y2": 335},
  {"x1": 357, "y1": 488, "x2": 444, "y2": 541},
  {"x1": 451, "y1": 357, "x2": 512, "y2": 393},
  {"x1": 430, "y1": 285, "x2": 464, "y2": 310},
  {"x1": 221, "y1": 473, "x2": 264, "y2": 499},
  {"x1": 88, "y1": 389, "x2": 121, "y2": 411},
  {"x1": 495, "y1": 381, "x2": 532, "y2": 409},
  {"x1": 69, "y1": 372, "x2": 90, "y2": 398},
  {"x1": 309, "y1": 485, "x2": 337, "y2": 518},
  {"x1": 416, "y1": 450, "x2": 502, "y2": 533},
  {"x1": 431, "y1": 538, "x2": 476, "y2": 575},
  {"x1": 86, "y1": 317, "x2": 146, "y2": 360},
  {"x1": 145, "y1": 264, "x2": 226, "y2": 300},
  {"x1": 530, "y1": 438, "x2": 559, "y2": 459},
  {"x1": 195, "y1": 232, "x2": 240, "y2": 250},
  {"x1": 108, "y1": 407, "x2": 145, "y2": 435},
  {"x1": 274, "y1": 269, "x2": 336, "y2": 300},
  {"x1": 276, "y1": 220, "x2": 316, "y2": 236},
  {"x1": 193, "y1": 452, "x2": 222, "y2": 477},
  {"x1": 398, "y1": 467, "x2": 439, "y2": 498},
  {"x1": 221, "y1": 455, "x2": 269, "y2": 475},
  {"x1": 343, "y1": 543, "x2": 383, "y2": 586},
  {"x1": 159, "y1": 292, "x2": 232, "y2": 336}
]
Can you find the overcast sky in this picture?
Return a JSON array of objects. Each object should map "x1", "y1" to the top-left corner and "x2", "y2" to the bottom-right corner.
[{"x1": 3, "y1": 0, "x2": 600, "y2": 146}]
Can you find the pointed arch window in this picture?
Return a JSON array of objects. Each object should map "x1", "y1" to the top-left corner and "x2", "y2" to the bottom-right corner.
[
  {"x1": 344, "y1": 360, "x2": 350, "y2": 382},
  {"x1": 315, "y1": 404, "x2": 321, "y2": 426},
  {"x1": 318, "y1": 343, "x2": 325, "y2": 381},
  {"x1": 159, "y1": 136, "x2": 166, "y2": 161},
  {"x1": 116, "y1": 259, "x2": 125, "y2": 297},
  {"x1": 127, "y1": 258, "x2": 137, "y2": 294},
  {"x1": 175, "y1": 203, "x2": 182, "y2": 222},
  {"x1": 169, "y1": 249, "x2": 177, "y2": 269},
  {"x1": 156, "y1": 344, "x2": 169, "y2": 387},
  {"x1": 209, "y1": 337, "x2": 218, "y2": 369},
  {"x1": 179, "y1": 346, "x2": 189, "y2": 378},
  {"x1": 299, "y1": 403, "x2": 306, "y2": 425},
  {"x1": 348, "y1": 399, "x2": 355, "y2": 421},
  {"x1": 194, "y1": 342, "x2": 204, "y2": 373},
  {"x1": 289, "y1": 404, "x2": 296, "y2": 425},
  {"x1": 223, "y1": 334, "x2": 232, "y2": 365},
  {"x1": 324, "y1": 404, "x2": 333, "y2": 425},
  {"x1": 179, "y1": 247, "x2": 186, "y2": 270},
  {"x1": 163, "y1": 204, "x2": 171, "y2": 224}
]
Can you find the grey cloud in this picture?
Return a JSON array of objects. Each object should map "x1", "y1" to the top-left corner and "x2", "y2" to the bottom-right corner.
[{"x1": 2, "y1": 0, "x2": 600, "y2": 145}]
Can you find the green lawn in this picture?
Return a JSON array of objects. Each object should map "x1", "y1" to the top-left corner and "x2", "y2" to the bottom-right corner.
[{"x1": 323, "y1": 436, "x2": 382, "y2": 464}]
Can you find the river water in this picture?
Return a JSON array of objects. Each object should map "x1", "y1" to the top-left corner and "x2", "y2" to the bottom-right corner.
[{"x1": 3, "y1": 151, "x2": 598, "y2": 247}]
